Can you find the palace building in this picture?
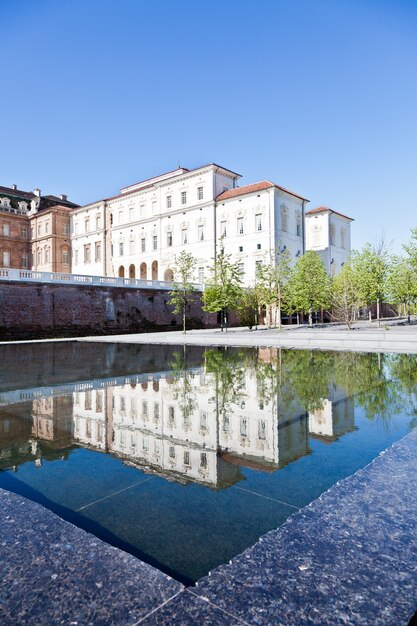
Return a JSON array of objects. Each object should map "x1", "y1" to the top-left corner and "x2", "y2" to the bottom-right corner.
[
  {"x1": 0, "y1": 184, "x2": 78, "y2": 272},
  {"x1": 0, "y1": 166, "x2": 353, "y2": 282},
  {"x1": 71, "y1": 163, "x2": 352, "y2": 285}
]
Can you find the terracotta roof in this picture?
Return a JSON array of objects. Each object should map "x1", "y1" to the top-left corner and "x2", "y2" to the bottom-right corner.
[
  {"x1": 216, "y1": 180, "x2": 309, "y2": 202},
  {"x1": 306, "y1": 206, "x2": 354, "y2": 221}
]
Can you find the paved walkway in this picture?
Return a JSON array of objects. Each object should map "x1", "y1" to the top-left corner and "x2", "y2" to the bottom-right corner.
[{"x1": 72, "y1": 320, "x2": 417, "y2": 353}]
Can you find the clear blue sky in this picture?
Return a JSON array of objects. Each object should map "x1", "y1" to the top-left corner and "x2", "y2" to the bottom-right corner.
[{"x1": 1, "y1": 0, "x2": 416, "y2": 252}]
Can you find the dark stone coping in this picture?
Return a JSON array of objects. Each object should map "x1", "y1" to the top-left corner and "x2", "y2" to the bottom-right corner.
[{"x1": 1, "y1": 431, "x2": 417, "y2": 625}]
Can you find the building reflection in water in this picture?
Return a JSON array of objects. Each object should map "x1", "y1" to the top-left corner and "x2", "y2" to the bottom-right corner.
[{"x1": 0, "y1": 347, "x2": 358, "y2": 488}]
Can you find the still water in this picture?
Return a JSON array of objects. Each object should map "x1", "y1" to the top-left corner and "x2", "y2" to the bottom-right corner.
[{"x1": 0, "y1": 342, "x2": 416, "y2": 584}]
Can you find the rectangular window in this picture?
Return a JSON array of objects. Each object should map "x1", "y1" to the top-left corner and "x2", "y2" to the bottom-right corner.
[
  {"x1": 255, "y1": 260, "x2": 262, "y2": 276},
  {"x1": 181, "y1": 191, "x2": 187, "y2": 205},
  {"x1": 141, "y1": 238, "x2": 146, "y2": 252},
  {"x1": 166, "y1": 195, "x2": 172, "y2": 209},
  {"x1": 74, "y1": 222, "x2": 78, "y2": 235},
  {"x1": 200, "y1": 452, "x2": 207, "y2": 469},
  {"x1": 22, "y1": 253, "x2": 28, "y2": 268},
  {"x1": 198, "y1": 267, "x2": 204, "y2": 283},
  {"x1": 21, "y1": 227, "x2": 28, "y2": 238},
  {"x1": 168, "y1": 406, "x2": 175, "y2": 421},
  {"x1": 3, "y1": 223, "x2": 10, "y2": 236},
  {"x1": 255, "y1": 214, "x2": 262, "y2": 231},
  {"x1": 154, "y1": 403, "x2": 160, "y2": 421},
  {"x1": 118, "y1": 211, "x2": 123, "y2": 224},
  {"x1": 198, "y1": 225, "x2": 204, "y2": 241},
  {"x1": 38, "y1": 224, "x2": 41, "y2": 235},
  {"x1": 341, "y1": 229, "x2": 346, "y2": 249},
  {"x1": 85, "y1": 218, "x2": 89, "y2": 233},
  {"x1": 129, "y1": 237, "x2": 135, "y2": 254},
  {"x1": 237, "y1": 217, "x2": 244, "y2": 235},
  {"x1": 119, "y1": 241, "x2": 124, "y2": 256},
  {"x1": 153, "y1": 235, "x2": 158, "y2": 250},
  {"x1": 62, "y1": 249, "x2": 69, "y2": 265},
  {"x1": 296, "y1": 222, "x2": 301, "y2": 237},
  {"x1": 3, "y1": 251, "x2": 10, "y2": 267},
  {"x1": 74, "y1": 249, "x2": 78, "y2": 265},
  {"x1": 96, "y1": 215, "x2": 101, "y2": 230},
  {"x1": 182, "y1": 229, "x2": 188, "y2": 244},
  {"x1": 220, "y1": 221, "x2": 227, "y2": 237},
  {"x1": 45, "y1": 222, "x2": 49, "y2": 234},
  {"x1": 129, "y1": 207, "x2": 135, "y2": 221},
  {"x1": 237, "y1": 262, "x2": 245, "y2": 276},
  {"x1": 152, "y1": 201, "x2": 157, "y2": 215},
  {"x1": 142, "y1": 401, "x2": 148, "y2": 417},
  {"x1": 184, "y1": 450, "x2": 190, "y2": 466},
  {"x1": 197, "y1": 186, "x2": 203, "y2": 200},
  {"x1": 95, "y1": 391, "x2": 103, "y2": 413},
  {"x1": 84, "y1": 244, "x2": 91, "y2": 263},
  {"x1": 63, "y1": 223, "x2": 69, "y2": 235},
  {"x1": 167, "y1": 231, "x2": 173, "y2": 247},
  {"x1": 95, "y1": 242, "x2": 101, "y2": 262}
]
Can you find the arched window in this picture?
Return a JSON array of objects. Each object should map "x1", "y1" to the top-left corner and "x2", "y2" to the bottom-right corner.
[
  {"x1": 152, "y1": 260, "x2": 158, "y2": 280},
  {"x1": 164, "y1": 268, "x2": 174, "y2": 281},
  {"x1": 118, "y1": 266, "x2": 125, "y2": 278},
  {"x1": 62, "y1": 248, "x2": 69, "y2": 265},
  {"x1": 129, "y1": 264, "x2": 135, "y2": 279},
  {"x1": 140, "y1": 262, "x2": 147, "y2": 280}
]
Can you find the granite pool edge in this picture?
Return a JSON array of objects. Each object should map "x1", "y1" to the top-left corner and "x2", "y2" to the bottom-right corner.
[{"x1": 1, "y1": 430, "x2": 417, "y2": 625}]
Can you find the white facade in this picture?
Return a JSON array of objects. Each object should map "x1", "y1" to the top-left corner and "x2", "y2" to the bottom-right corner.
[
  {"x1": 71, "y1": 201, "x2": 107, "y2": 276},
  {"x1": 69, "y1": 164, "x2": 314, "y2": 285},
  {"x1": 216, "y1": 184, "x2": 307, "y2": 284},
  {"x1": 305, "y1": 207, "x2": 353, "y2": 276}
]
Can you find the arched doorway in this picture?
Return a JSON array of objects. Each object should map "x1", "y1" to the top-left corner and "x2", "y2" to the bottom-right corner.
[
  {"x1": 129, "y1": 264, "x2": 136, "y2": 279},
  {"x1": 164, "y1": 268, "x2": 174, "y2": 281},
  {"x1": 118, "y1": 266, "x2": 125, "y2": 278},
  {"x1": 152, "y1": 260, "x2": 158, "y2": 280},
  {"x1": 140, "y1": 262, "x2": 147, "y2": 280}
]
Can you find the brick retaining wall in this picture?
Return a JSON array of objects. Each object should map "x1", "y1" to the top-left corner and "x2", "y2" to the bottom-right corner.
[{"x1": 0, "y1": 282, "x2": 218, "y2": 340}]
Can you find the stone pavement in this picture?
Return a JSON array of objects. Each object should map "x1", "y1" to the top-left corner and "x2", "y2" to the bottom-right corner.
[
  {"x1": 74, "y1": 322, "x2": 417, "y2": 353},
  {"x1": 1, "y1": 431, "x2": 417, "y2": 624}
]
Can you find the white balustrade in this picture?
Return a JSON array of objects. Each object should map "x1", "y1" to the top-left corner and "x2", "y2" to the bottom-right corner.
[{"x1": 0, "y1": 267, "x2": 202, "y2": 291}]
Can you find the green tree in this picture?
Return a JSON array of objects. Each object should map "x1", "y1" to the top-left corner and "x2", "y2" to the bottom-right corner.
[
  {"x1": 203, "y1": 245, "x2": 243, "y2": 331},
  {"x1": 237, "y1": 287, "x2": 260, "y2": 329},
  {"x1": 168, "y1": 251, "x2": 197, "y2": 333},
  {"x1": 289, "y1": 251, "x2": 331, "y2": 326},
  {"x1": 351, "y1": 241, "x2": 389, "y2": 326},
  {"x1": 403, "y1": 226, "x2": 417, "y2": 270},
  {"x1": 331, "y1": 262, "x2": 360, "y2": 329},
  {"x1": 256, "y1": 250, "x2": 292, "y2": 329},
  {"x1": 386, "y1": 256, "x2": 417, "y2": 323}
]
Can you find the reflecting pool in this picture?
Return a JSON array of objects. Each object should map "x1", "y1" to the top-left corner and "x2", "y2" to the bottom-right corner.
[{"x1": 0, "y1": 342, "x2": 416, "y2": 584}]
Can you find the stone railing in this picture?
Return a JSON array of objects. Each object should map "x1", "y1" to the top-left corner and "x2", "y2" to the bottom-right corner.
[{"x1": 0, "y1": 268, "x2": 202, "y2": 291}]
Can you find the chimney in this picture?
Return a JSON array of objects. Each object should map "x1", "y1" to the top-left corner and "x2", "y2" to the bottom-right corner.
[
  {"x1": 33, "y1": 188, "x2": 41, "y2": 197},
  {"x1": 12, "y1": 184, "x2": 17, "y2": 190},
  {"x1": 60, "y1": 194, "x2": 68, "y2": 202}
]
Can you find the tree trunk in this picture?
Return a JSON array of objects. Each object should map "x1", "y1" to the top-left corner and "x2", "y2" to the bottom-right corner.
[
  {"x1": 369, "y1": 309, "x2": 372, "y2": 322},
  {"x1": 183, "y1": 310, "x2": 186, "y2": 334},
  {"x1": 308, "y1": 304, "x2": 313, "y2": 327},
  {"x1": 408, "y1": 301, "x2": 411, "y2": 324},
  {"x1": 377, "y1": 298, "x2": 380, "y2": 328},
  {"x1": 277, "y1": 302, "x2": 281, "y2": 330}
]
